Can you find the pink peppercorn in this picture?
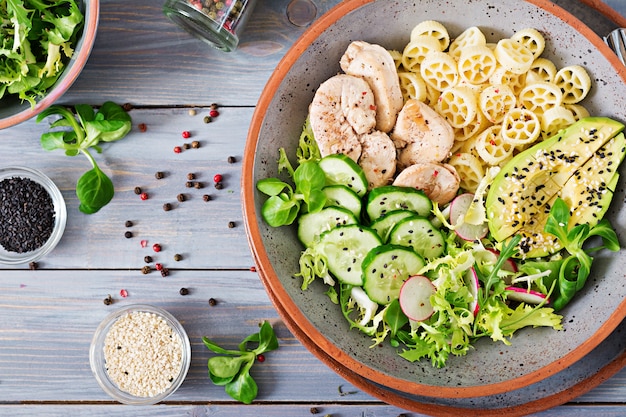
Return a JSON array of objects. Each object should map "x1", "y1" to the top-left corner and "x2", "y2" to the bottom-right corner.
[
  {"x1": 155, "y1": 263, "x2": 163, "y2": 271},
  {"x1": 213, "y1": 174, "x2": 223, "y2": 183},
  {"x1": 182, "y1": 131, "x2": 191, "y2": 138},
  {"x1": 140, "y1": 240, "x2": 148, "y2": 248},
  {"x1": 209, "y1": 109, "x2": 219, "y2": 117},
  {"x1": 120, "y1": 289, "x2": 128, "y2": 298},
  {"x1": 174, "y1": 146, "x2": 182, "y2": 153},
  {"x1": 140, "y1": 192, "x2": 149, "y2": 200},
  {"x1": 153, "y1": 243, "x2": 162, "y2": 252},
  {"x1": 257, "y1": 354, "x2": 265, "y2": 362}
]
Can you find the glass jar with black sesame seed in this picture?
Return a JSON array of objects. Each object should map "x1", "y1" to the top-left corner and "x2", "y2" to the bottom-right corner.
[{"x1": 163, "y1": 0, "x2": 257, "y2": 52}]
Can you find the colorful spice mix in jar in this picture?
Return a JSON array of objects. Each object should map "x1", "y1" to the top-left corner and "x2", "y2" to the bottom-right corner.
[{"x1": 163, "y1": 0, "x2": 258, "y2": 52}]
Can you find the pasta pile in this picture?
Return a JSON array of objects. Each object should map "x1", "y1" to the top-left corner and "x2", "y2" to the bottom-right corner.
[{"x1": 390, "y1": 21, "x2": 592, "y2": 193}]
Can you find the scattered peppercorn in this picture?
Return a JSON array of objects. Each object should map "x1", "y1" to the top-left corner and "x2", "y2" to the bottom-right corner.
[
  {"x1": 174, "y1": 254, "x2": 182, "y2": 261},
  {"x1": 134, "y1": 186, "x2": 142, "y2": 195},
  {"x1": 122, "y1": 103, "x2": 133, "y2": 111},
  {"x1": 309, "y1": 407, "x2": 319, "y2": 415},
  {"x1": 188, "y1": 109, "x2": 197, "y2": 116},
  {"x1": 177, "y1": 194, "x2": 186, "y2": 202},
  {"x1": 187, "y1": 173, "x2": 195, "y2": 180},
  {"x1": 191, "y1": 140, "x2": 200, "y2": 148},
  {"x1": 228, "y1": 221, "x2": 236, "y2": 228},
  {"x1": 163, "y1": 203, "x2": 172, "y2": 211},
  {"x1": 183, "y1": 143, "x2": 191, "y2": 150},
  {"x1": 140, "y1": 192, "x2": 149, "y2": 200},
  {"x1": 155, "y1": 263, "x2": 163, "y2": 271},
  {"x1": 124, "y1": 231, "x2": 133, "y2": 239},
  {"x1": 203, "y1": 116, "x2": 212, "y2": 123},
  {"x1": 208, "y1": 298, "x2": 217, "y2": 306},
  {"x1": 182, "y1": 130, "x2": 191, "y2": 139},
  {"x1": 257, "y1": 354, "x2": 265, "y2": 362},
  {"x1": 138, "y1": 123, "x2": 147, "y2": 132},
  {"x1": 213, "y1": 174, "x2": 223, "y2": 183},
  {"x1": 250, "y1": 266, "x2": 256, "y2": 272},
  {"x1": 141, "y1": 266, "x2": 151, "y2": 274},
  {"x1": 161, "y1": 267, "x2": 169, "y2": 277},
  {"x1": 103, "y1": 294, "x2": 113, "y2": 305},
  {"x1": 174, "y1": 146, "x2": 182, "y2": 154},
  {"x1": 215, "y1": 182, "x2": 224, "y2": 190},
  {"x1": 153, "y1": 243, "x2": 162, "y2": 252},
  {"x1": 194, "y1": 182, "x2": 203, "y2": 189},
  {"x1": 29, "y1": 261, "x2": 38, "y2": 270},
  {"x1": 210, "y1": 103, "x2": 218, "y2": 110},
  {"x1": 155, "y1": 171, "x2": 164, "y2": 179},
  {"x1": 185, "y1": 181, "x2": 193, "y2": 188},
  {"x1": 144, "y1": 256, "x2": 153, "y2": 263},
  {"x1": 209, "y1": 109, "x2": 219, "y2": 118},
  {"x1": 179, "y1": 287, "x2": 189, "y2": 295},
  {"x1": 125, "y1": 220, "x2": 133, "y2": 227},
  {"x1": 203, "y1": 194, "x2": 211, "y2": 202},
  {"x1": 227, "y1": 156, "x2": 236, "y2": 164},
  {"x1": 120, "y1": 289, "x2": 128, "y2": 297}
]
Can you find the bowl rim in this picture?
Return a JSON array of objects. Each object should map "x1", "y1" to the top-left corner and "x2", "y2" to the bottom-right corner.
[
  {"x1": 242, "y1": 0, "x2": 626, "y2": 399},
  {"x1": 0, "y1": 0, "x2": 100, "y2": 130},
  {"x1": 88, "y1": 303, "x2": 192, "y2": 405}
]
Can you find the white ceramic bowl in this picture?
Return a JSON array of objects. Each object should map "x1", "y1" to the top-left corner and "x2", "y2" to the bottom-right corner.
[
  {"x1": 0, "y1": 166, "x2": 67, "y2": 265},
  {"x1": 89, "y1": 304, "x2": 192, "y2": 405},
  {"x1": 243, "y1": 0, "x2": 626, "y2": 402},
  {"x1": 0, "y1": 0, "x2": 99, "y2": 129}
]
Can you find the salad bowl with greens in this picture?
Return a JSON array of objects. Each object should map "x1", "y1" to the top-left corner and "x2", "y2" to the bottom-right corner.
[
  {"x1": 0, "y1": 0, "x2": 99, "y2": 129},
  {"x1": 242, "y1": 0, "x2": 626, "y2": 404}
]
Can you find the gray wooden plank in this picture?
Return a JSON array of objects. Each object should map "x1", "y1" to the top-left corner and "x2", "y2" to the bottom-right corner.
[{"x1": 0, "y1": 108, "x2": 255, "y2": 269}]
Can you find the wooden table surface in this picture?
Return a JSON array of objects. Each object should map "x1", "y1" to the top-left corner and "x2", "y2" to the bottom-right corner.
[{"x1": 0, "y1": 1, "x2": 625, "y2": 416}]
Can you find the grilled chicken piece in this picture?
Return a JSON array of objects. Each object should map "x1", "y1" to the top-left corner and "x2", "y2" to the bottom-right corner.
[
  {"x1": 340, "y1": 41, "x2": 404, "y2": 133},
  {"x1": 391, "y1": 99, "x2": 454, "y2": 169},
  {"x1": 393, "y1": 162, "x2": 460, "y2": 205},
  {"x1": 309, "y1": 74, "x2": 377, "y2": 162},
  {"x1": 359, "y1": 130, "x2": 397, "y2": 189}
]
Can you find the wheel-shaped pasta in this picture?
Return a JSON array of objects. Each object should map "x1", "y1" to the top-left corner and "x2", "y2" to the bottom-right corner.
[
  {"x1": 388, "y1": 49, "x2": 404, "y2": 70},
  {"x1": 398, "y1": 71, "x2": 428, "y2": 102},
  {"x1": 447, "y1": 152, "x2": 485, "y2": 193},
  {"x1": 410, "y1": 20, "x2": 450, "y2": 50},
  {"x1": 454, "y1": 108, "x2": 491, "y2": 142},
  {"x1": 526, "y1": 57, "x2": 557, "y2": 84},
  {"x1": 554, "y1": 65, "x2": 591, "y2": 104},
  {"x1": 420, "y1": 51, "x2": 459, "y2": 91},
  {"x1": 458, "y1": 45, "x2": 498, "y2": 85},
  {"x1": 474, "y1": 125, "x2": 514, "y2": 166},
  {"x1": 494, "y1": 38, "x2": 534, "y2": 74},
  {"x1": 511, "y1": 28, "x2": 545, "y2": 59},
  {"x1": 424, "y1": 82, "x2": 441, "y2": 106},
  {"x1": 490, "y1": 66, "x2": 526, "y2": 96},
  {"x1": 565, "y1": 103, "x2": 590, "y2": 121},
  {"x1": 449, "y1": 26, "x2": 487, "y2": 60},
  {"x1": 479, "y1": 84, "x2": 517, "y2": 124},
  {"x1": 435, "y1": 86, "x2": 478, "y2": 128},
  {"x1": 402, "y1": 36, "x2": 442, "y2": 72},
  {"x1": 541, "y1": 106, "x2": 575, "y2": 139},
  {"x1": 518, "y1": 81, "x2": 563, "y2": 116},
  {"x1": 500, "y1": 107, "x2": 541, "y2": 148}
]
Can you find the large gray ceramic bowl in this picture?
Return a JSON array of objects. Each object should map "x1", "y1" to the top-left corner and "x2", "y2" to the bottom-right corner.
[
  {"x1": 243, "y1": 0, "x2": 626, "y2": 404},
  {"x1": 0, "y1": 0, "x2": 99, "y2": 129}
]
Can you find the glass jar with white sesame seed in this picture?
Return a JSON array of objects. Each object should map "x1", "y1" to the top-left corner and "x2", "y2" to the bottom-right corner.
[
  {"x1": 89, "y1": 304, "x2": 191, "y2": 405},
  {"x1": 163, "y1": 0, "x2": 258, "y2": 52}
]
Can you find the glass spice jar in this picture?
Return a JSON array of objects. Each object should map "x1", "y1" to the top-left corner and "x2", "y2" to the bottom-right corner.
[{"x1": 163, "y1": 0, "x2": 258, "y2": 52}]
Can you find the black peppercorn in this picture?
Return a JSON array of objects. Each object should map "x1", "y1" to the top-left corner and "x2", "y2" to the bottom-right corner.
[
  {"x1": 191, "y1": 140, "x2": 200, "y2": 148},
  {"x1": 179, "y1": 287, "x2": 189, "y2": 295},
  {"x1": 203, "y1": 194, "x2": 211, "y2": 202},
  {"x1": 124, "y1": 231, "x2": 133, "y2": 238},
  {"x1": 208, "y1": 298, "x2": 217, "y2": 306},
  {"x1": 210, "y1": 103, "x2": 218, "y2": 110},
  {"x1": 215, "y1": 182, "x2": 223, "y2": 190},
  {"x1": 194, "y1": 182, "x2": 203, "y2": 189},
  {"x1": 227, "y1": 156, "x2": 236, "y2": 164},
  {"x1": 29, "y1": 261, "x2": 38, "y2": 270},
  {"x1": 185, "y1": 181, "x2": 193, "y2": 188},
  {"x1": 228, "y1": 221, "x2": 236, "y2": 228},
  {"x1": 125, "y1": 220, "x2": 133, "y2": 227},
  {"x1": 309, "y1": 407, "x2": 319, "y2": 415},
  {"x1": 141, "y1": 266, "x2": 151, "y2": 274},
  {"x1": 134, "y1": 186, "x2": 142, "y2": 195},
  {"x1": 161, "y1": 268, "x2": 169, "y2": 277},
  {"x1": 122, "y1": 103, "x2": 133, "y2": 111},
  {"x1": 103, "y1": 295, "x2": 113, "y2": 305},
  {"x1": 177, "y1": 194, "x2": 186, "y2": 202},
  {"x1": 187, "y1": 173, "x2": 195, "y2": 180},
  {"x1": 183, "y1": 143, "x2": 191, "y2": 150},
  {"x1": 144, "y1": 255, "x2": 153, "y2": 263},
  {"x1": 155, "y1": 171, "x2": 164, "y2": 179},
  {"x1": 174, "y1": 253, "x2": 182, "y2": 261},
  {"x1": 163, "y1": 203, "x2": 172, "y2": 211}
]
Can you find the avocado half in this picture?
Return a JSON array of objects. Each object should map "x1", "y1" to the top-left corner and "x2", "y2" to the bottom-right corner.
[{"x1": 485, "y1": 117, "x2": 625, "y2": 258}]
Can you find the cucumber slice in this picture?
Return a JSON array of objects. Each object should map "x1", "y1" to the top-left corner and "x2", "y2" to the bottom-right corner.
[
  {"x1": 298, "y1": 206, "x2": 358, "y2": 248},
  {"x1": 388, "y1": 216, "x2": 446, "y2": 259},
  {"x1": 362, "y1": 244, "x2": 425, "y2": 305},
  {"x1": 322, "y1": 185, "x2": 362, "y2": 219},
  {"x1": 366, "y1": 186, "x2": 432, "y2": 221},
  {"x1": 370, "y1": 209, "x2": 416, "y2": 242},
  {"x1": 318, "y1": 225, "x2": 382, "y2": 286},
  {"x1": 318, "y1": 154, "x2": 368, "y2": 197}
]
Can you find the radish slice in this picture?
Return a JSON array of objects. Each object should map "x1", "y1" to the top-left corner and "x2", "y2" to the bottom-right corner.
[
  {"x1": 399, "y1": 275, "x2": 436, "y2": 321},
  {"x1": 464, "y1": 267, "x2": 480, "y2": 316},
  {"x1": 505, "y1": 286, "x2": 549, "y2": 304},
  {"x1": 449, "y1": 193, "x2": 489, "y2": 241}
]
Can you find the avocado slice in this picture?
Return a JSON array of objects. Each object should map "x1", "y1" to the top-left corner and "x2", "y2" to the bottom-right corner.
[
  {"x1": 515, "y1": 132, "x2": 625, "y2": 258},
  {"x1": 486, "y1": 117, "x2": 625, "y2": 252}
]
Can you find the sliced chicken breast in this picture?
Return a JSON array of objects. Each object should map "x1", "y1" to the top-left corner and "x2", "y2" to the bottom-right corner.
[
  {"x1": 393, "y1": 162, "x2": 460, "y2": 205},
  {"x1": 359, "y1": 130, "x2": 397, "y2": 189},
  {"x1": 391, "y1": 99, "x2": 455, "y2": 169},
  {"x1": 309, "y1": 74, "x2": 377, "y2": 162},
  {"x1": 340, "y1": 41, "x2": 404, "y2": 133}
]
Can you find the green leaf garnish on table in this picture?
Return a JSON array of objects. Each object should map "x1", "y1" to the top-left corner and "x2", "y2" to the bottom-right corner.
[
  {"x1": 202, "y1": 321, "x2": 279, "y2": 404},
  {"x1": 37, "y1": 101, "x2": 132, "y2": 214}
]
